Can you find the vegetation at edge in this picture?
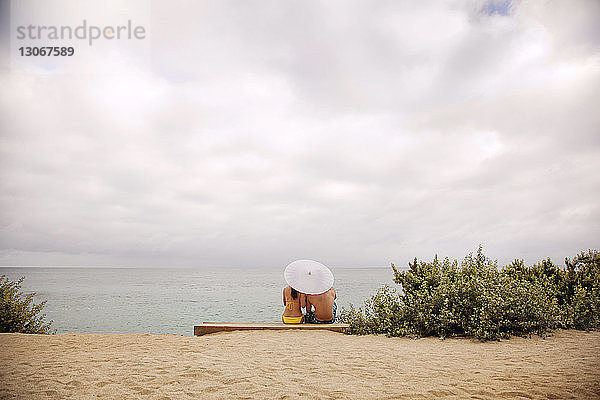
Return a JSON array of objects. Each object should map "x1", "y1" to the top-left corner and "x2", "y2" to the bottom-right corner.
[
  {"x1": 339, "y1": 247, "x2": 600, "y2": 341},
  {"x1": 0, "y1": 275, "x2": 55, "y2": 334}
]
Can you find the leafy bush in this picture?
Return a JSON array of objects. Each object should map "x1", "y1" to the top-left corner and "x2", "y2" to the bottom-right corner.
[
  {"x1": 339, "y1": 247, "x2": 600, "y2": 341},
  {"x1": 0, "y1": 275, "x2": 55, "y2": 334}
]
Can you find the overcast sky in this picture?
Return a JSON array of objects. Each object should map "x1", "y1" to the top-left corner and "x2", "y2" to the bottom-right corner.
[{"x1": 0, "y1": 0, "x2": 599, "y2": 268}]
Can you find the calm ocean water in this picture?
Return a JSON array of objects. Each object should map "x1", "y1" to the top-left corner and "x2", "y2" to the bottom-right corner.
[{"x1": 0, "y1": 267, "x2": 397, "y2": 336}]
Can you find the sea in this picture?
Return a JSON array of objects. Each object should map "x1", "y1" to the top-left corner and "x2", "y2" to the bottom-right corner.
[{"x1": 0, "y1": 267, "x2": 398, "y2": 336}]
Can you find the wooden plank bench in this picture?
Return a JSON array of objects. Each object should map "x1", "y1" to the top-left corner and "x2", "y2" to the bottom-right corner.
[{"x1": 194, "y1": 322, "x2": 350, "y2": 336}]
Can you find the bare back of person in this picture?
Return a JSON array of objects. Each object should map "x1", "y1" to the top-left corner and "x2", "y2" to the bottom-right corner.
[
  {"x1": 306, "y1": 287, "x2": 336, "y2": 321},
  {"x1": 282, "y1": 285, "x2": 306, "y2": 318}
]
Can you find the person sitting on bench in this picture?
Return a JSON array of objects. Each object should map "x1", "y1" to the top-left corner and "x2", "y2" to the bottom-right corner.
[
  {"x1": 305, "y1": 287, "x2": 336, "y2": 324},
  {"x1": 282, "y1": 285, "x2": 306, "y2": 324}
]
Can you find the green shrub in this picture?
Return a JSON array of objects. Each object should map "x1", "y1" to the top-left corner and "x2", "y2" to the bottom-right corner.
[
  {"x1": 339, "y1": 247, "x2": 600, "y2": 341},
  {"x1": 561, "y1": 250, "x2": 600, "y2": 329},
  {"x1": 0, "y1": 275, "x2": 55, "y2": 334}
]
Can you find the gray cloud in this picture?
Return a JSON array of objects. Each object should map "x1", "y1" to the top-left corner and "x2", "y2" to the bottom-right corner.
[{"x1": 1, "y1": 0, "x2": 599, "y2": 268}]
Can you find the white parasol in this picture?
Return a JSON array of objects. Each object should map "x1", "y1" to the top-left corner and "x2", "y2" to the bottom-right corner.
[{"x1": 284, "y1": 259, "x2": 334, "y2": 295}]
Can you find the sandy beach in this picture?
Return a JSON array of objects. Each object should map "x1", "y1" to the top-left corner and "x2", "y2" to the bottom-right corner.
[{"x1": 1, "y1": 329, "x2": 599, "y2": 399}]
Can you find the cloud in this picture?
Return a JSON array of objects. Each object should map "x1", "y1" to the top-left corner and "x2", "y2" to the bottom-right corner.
[{"x1": 1, "y1": 0, "x2": 599, "y2": 268}]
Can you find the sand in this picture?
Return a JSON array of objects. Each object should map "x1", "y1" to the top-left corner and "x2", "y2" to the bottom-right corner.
[{"x1": 1, "y1": 329, "x2": 599, "y2": 399}]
